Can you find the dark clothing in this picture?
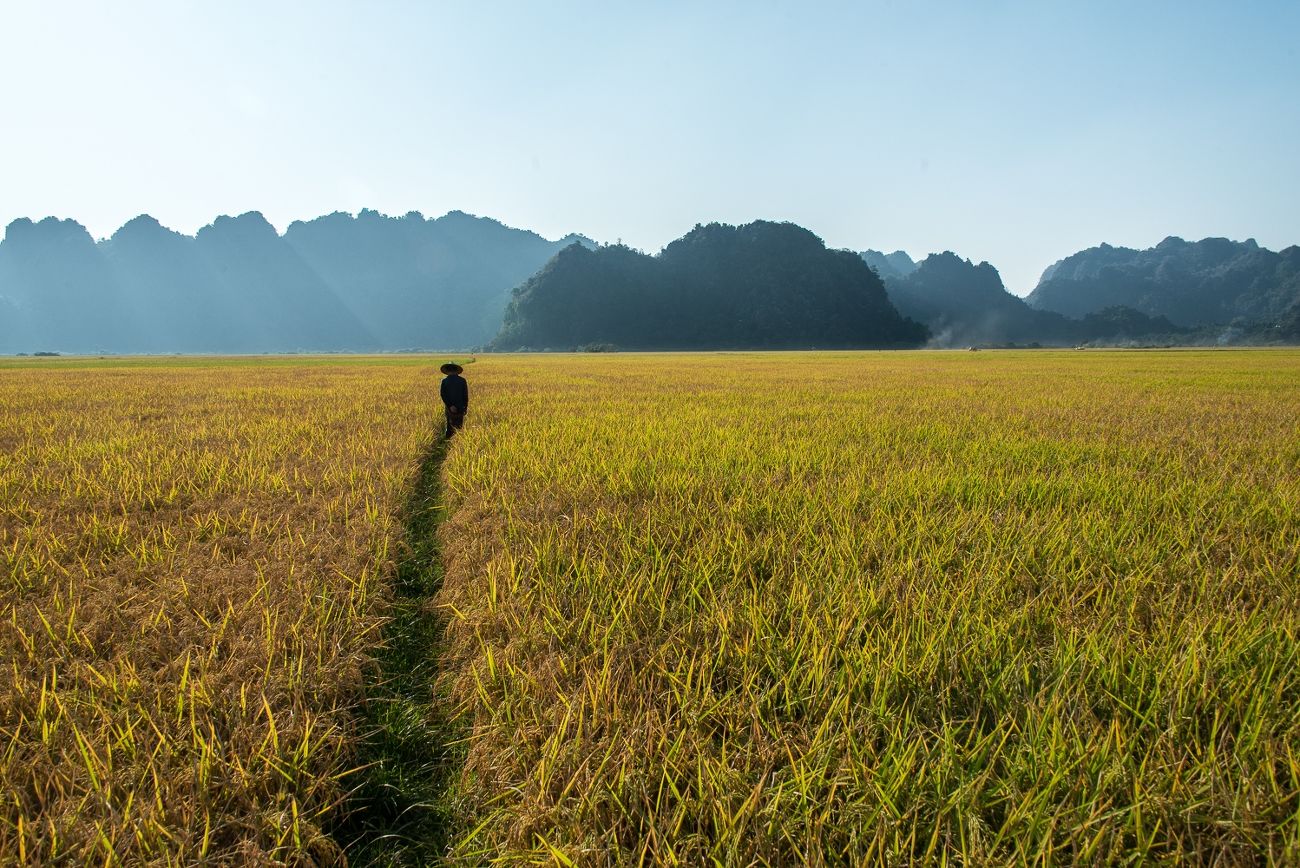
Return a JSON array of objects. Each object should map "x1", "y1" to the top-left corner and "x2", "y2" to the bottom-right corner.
[
  {"x1": 440, "y1": 374, "x2": 469, "y2": 413},
  {"x1": 444, "y1": 407, "x2": 466, "y2": 438},
  {"x1": 440, "y1": 373, "x2": 468, "y2": 438}
]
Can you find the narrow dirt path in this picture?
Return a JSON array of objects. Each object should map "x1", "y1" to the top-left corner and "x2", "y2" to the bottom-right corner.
[{"x1": 331, "y1": 438, "x2": 462, "y2": 865}]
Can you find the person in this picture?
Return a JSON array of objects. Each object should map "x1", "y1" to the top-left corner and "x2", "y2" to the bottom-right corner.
[{"x1": 439, "y1": 362, "x2": 469, "y2": 438}]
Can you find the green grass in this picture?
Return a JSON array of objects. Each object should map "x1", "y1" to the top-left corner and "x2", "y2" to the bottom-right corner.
[{"x1": 330, "y1": 439, "x2": 466, "y2": 866}]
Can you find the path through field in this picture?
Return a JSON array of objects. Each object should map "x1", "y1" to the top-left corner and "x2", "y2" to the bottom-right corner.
[{"x1": 332, "y1": 438, "x2": 463, "y2": 865}]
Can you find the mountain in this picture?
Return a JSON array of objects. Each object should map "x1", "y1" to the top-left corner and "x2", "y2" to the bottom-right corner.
[
  {"x1": 0, "y1": 296, "x2": 20, "y2": 350},
  {"x1": 101, "y1": 215, "x2": 226, "y2": 353},
  {"x1": 493, "y1": 221, "x2": 928, "y2": 350},
  {"x1": 0, "y1": 217, "x2": 134, "y2": 352},
  {"x1": 882, "y1": 252, "x2": 1182, "y2": 347},
  {"x1": 7, "y1": 212, "x2": 1293, "y2": 353},
  {"x1": 1027, "y1": 236, "x2": 1300, "y2": 328},
  {"x1": 283, "y1": 209, "x2": 592, "y2": 350},
  {"x1": 195, "y1": 212, "x2": 371, "y2": 352},
  {"x1": 0, "y1": 210, "x2": 590, "y2": 353},
  {"x1": 1274, "y1": 299, "x2": 1300, "y2": 341},
  {"x1": 860, "y1": 249, "x2": 917, "y2": 280},
  {"x1": 883, "y1": 252, "x2": 1069, "y2": 346}
]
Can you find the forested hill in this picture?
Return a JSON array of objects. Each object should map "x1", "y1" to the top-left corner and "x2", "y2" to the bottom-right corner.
[
  {"x1": 859, "y1": 249, "x2": 917, "y2": 280},
  {"x1": 0, "y1": 210, "x2": 591, "y2": 353},
  {"x1": 1027, "y1": 236, "x2": 1300, "y2": 328},
  {"x1": 492, "y1": 221, "x2": 929, "y2": 350},
  {"x1": 879, "y1": 252, "x2": 1181, "y2": 347},
  {"x1": 7, "y1": 212, "x2": 1296, "y2": 354}
]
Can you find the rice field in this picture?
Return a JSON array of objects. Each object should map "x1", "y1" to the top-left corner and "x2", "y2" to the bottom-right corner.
[
  {"x1": 435, "y1": 350, "x2": 1300, "y2": 864},
  {"x1": 0, "y1": 356, "x2": 438, "y2": 863},
  {"x1": 2, "y1": 350, "x2": 1298, "y2": 864}
]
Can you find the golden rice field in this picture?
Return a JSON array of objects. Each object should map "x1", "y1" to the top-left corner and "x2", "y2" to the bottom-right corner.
[
  {"x1": 0, "y1": 357, "x2": 436, "y2": 863},
  {"x1": 2, "y1": 350, "x2": 1299, "y2": 865},
  {"x1": 436, "y1": 350, "x2": 1300, "y2": 864}
]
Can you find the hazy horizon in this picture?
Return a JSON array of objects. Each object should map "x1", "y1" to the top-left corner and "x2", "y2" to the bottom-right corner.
[
  {"x1": 4, "y1": 206, "x2": 1291, "y2": 291},
  {"x1": 3, "y1": 0, "x2": 1297, "y2": 296}
]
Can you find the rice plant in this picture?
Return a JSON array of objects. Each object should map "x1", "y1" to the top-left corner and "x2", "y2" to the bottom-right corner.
[
  {"x1": 3, "y1": 350, "x2": 1296, "y2": 864},
  {"x1": 435, "y1": 349, "x2": 1300, "y2": 864},
  {"x1": 0, "y1": 356, "x2": 441, "y2": 863}
]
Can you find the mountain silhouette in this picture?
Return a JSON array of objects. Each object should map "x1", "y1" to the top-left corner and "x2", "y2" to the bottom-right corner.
[
  {"x1": 493, "y1": 221, "x2": 928, "y2": 350},
  {"x1": 283, "y1": 209, "x2": 593, "y2": 350},
  {"x1": 860, "y1": 249, "x2": 917, "y2": 280},
  {"x1": 0, "y1": 217, "x2": 132, "y2": 352},
  {"x1": 880, "y1": 251, "x2": 1183, "y2": 347},
  {"x1": 3, "y1": 214, "x2": 1295, "y2": 353},
  {"x1": 1027, "y1": 236, "x2": 1300, "y2": 327},
  {"x1": 0, "y1": 210, "x2": 590, "y2": 353}
]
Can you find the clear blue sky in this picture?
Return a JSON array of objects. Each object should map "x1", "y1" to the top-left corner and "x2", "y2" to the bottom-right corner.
[{"x1": 2, "y1": 0, "x2": 1296, "y2": 295}]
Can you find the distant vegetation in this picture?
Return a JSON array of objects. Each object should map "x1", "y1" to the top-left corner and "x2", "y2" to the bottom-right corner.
[
  {"x1": 0, "y1": 210, "x2": 589, "y2": 353},
  {"x1": 872, "y1": 251, "x2": 1182, "y2": 347},
  {"x1": 2, "y1": 209, "x2": 1297, "y2": 353},
  {"x1": 864, "y1": 236, "x2": 1300, "y2": 347},
  {"x1": 1026, "y1": 236, "x2": 1300, "y2": 331},
  {"x1": 494, "y1": 221, "x2": 928, "y2": 350},
  {"x1": 859, "y1": 248, "x2": 918, "y2": 280},
  {"x1": 495, "y1": 228, "x2": 1299, "y2": 352}
]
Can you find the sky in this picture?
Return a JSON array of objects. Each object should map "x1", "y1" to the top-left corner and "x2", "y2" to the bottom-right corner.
[{"x1": 1, "y1": 0, "x2": 1297, "y2": 295}]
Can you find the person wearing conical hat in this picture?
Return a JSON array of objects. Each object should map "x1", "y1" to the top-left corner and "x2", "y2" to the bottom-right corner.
[{"x1": 439, "y1": 362, "x2": 469, "y2": 438}]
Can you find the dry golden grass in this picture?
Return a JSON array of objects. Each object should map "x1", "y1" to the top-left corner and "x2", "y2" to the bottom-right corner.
[
  {"x1": 436, "y1": 349, "x2": 1300, "y2": 864},
  {"x1": 0, "y1": 357, "x2": 439, "y2": 863}
]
